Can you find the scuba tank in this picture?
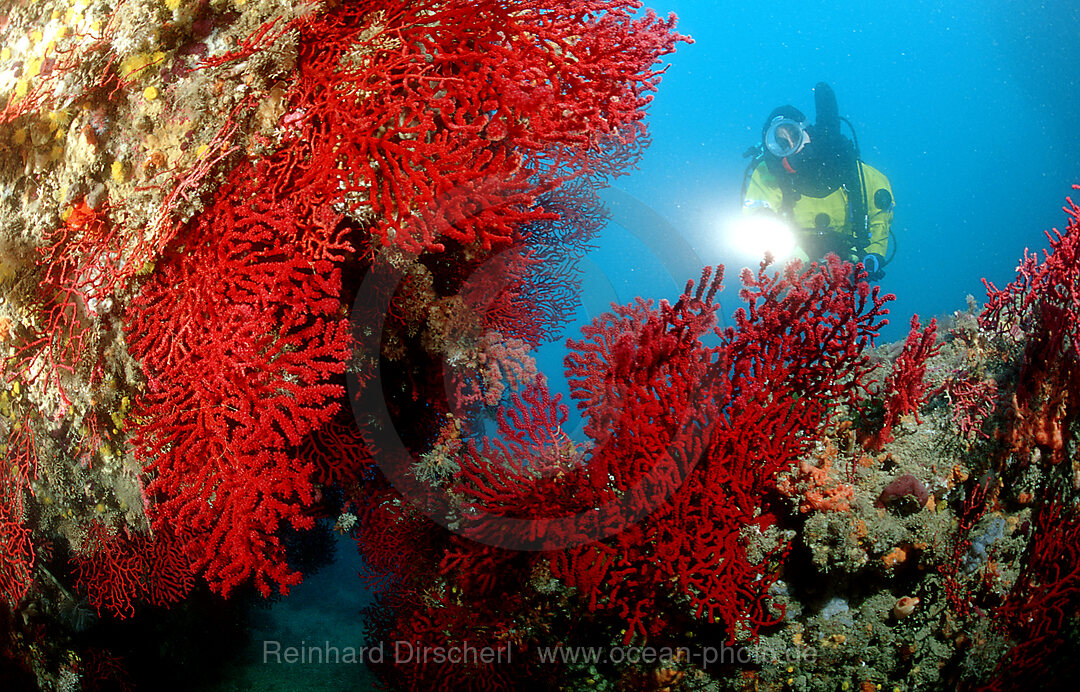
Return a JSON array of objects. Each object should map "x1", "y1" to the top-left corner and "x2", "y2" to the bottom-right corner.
[{"x1": 812, "y1": 82, "x2": 871, "y2": 253}]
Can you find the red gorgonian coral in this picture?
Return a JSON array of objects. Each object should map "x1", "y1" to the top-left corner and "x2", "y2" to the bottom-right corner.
[
  {"x1": 981, "y1": 189, "x2": 1080, "y2": 465},
  {"x1": 124, "y1": 173, "x2": 351, "y2": 598},
  {"x1": 868, "y1": 314, "x2": 940, "y2": 449},
  {"x1": 455, "y1": 256, "x2": 892, "y2": 643},
  {"x1": 121, "y1": 0, "x2": 685, "y2": 601},
  {"x1": 71, "y1": 522, "x2": 194, "y2": 619}
]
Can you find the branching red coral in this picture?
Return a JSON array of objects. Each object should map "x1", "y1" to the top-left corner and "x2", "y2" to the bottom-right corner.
[
  {"x1": 1, "y1": 413, "x2": 38, "y2": 519},
  {"x1": 454, "y1": 257, "x2": 891, "y2": 643},
  {"x1": 118, "y1": 0, "x2": 686, "y2": 606},
  {"x1": 982, "y1": 189, "x2": 1080, "y2": 465},
  {"x1": 374, "y1": 594, "x2": 522, "y2": 692},
  {"x1": 300, "y1": 413, "x2": 375, "y2": 493},
  {"x1": 354, "y1": 482, "x2": 446, "y2": 596},
  {"x1": 940, "y1": 479, "x2": 990, "y2": 616},
  {"x1": 0, "y1": 414, "x2": 37, "y2": 609},
  {"x1": 72, "y1": 522, "x2": 147, "y2": 619},
  {"x1": 474, "y1": 182, "x2": 609, "y2": 345},
  {"x1": 71, "y1": 522, "x2": 195, "y2": 619},
  {"x1": 0, "y1": 502, "x2": 34, "y2": 609},
  {"x1": 124, "y1": 173, "x2": 350, "y2": 598},
  {"x1": 868, "y1": 314, "x2": 940, "y2": 449},
  {"x1": 940, "y1": 374, "x2": 998, "y2": 441},
  {"x1": 9, "y1": 202, "x2": 121, "y2": 404},
  {"x1": 267, "y1": 0, "x2": 687, "y2": 254},
  {"x1": 980, "y1": 501, "x2": 1080, "y2": 691}
]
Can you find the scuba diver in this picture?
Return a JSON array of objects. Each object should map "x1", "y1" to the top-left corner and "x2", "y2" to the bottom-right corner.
[{"x1": 741, "y1": 82, "x2": 894, "y2": 280}]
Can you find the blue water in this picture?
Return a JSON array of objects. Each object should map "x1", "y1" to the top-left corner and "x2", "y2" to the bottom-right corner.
[
  {"x1": 199, "y1": 535, "x2": 377, "y2": 691},
  {"x1": 536, "y1": 0, "x2": 1080, "y2": 435}
]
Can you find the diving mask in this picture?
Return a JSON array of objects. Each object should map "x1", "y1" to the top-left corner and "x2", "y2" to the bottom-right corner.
[{"x1": 764, "y1": 117, "x2": 810, "y2": 158}]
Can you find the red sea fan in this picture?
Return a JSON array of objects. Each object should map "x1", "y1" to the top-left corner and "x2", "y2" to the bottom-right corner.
[
  {"x1": 71, "y1": 522, "x2": 194, "y2": 619},
  {"x1": 124, "y1": 170, "x2": 350, "y2": 598},
  {"x1": 0, "y1": 416, "x2": 37, "y2": 609},
  {"x1": 275, "y1": 0, "x2": 687, "y2": 253},
  {"x1": 122, "y1": 0, "x2": 684, "y2": 600},
  {"x1": 868, "y1": 314, "x2": 940, "y2": 449},
  {"x1": 354, "y1": 481, "x2": 448, "y2": 596},
  {"x1": 979, "y1": 500, "x2": 1080, "y2": 691},
  {"x1": 982, "y1": 190, "x2": 1080, "y2": 465},
  {"x1": 0, "y1": 503, "x2": 34, "y2": 610},
  {"x1": 459, "y1": 258, "x2": 892, "y2": 643},
  {"x1": 376, "y1": 595, "x2": 519, "y2": 692},
  {"x1": 9, "y1": 202, "x2": 122, "y2": 404}
]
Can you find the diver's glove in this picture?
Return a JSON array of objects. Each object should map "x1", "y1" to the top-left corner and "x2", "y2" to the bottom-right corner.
[{"x1": 861, "y1": 253, "x2": 885, "y2": 281}]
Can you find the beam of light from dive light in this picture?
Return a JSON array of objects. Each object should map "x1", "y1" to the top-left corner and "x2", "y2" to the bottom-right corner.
[{"x1": 724, "y1": 213, "x2": 797, "y2": 263}]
